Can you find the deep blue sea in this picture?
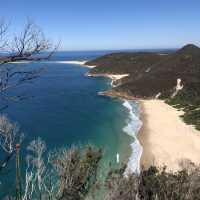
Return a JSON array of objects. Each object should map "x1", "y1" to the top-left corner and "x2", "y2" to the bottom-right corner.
[{"x1": 0, "y1": 51, "x2": 142, "y2": 196}]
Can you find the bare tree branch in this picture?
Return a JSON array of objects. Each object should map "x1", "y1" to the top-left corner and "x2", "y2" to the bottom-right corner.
[
  {"x1": 22, "y1": 138, "x2": 47, "y2": 200},
  {"x1": 0, "y1": 19, "x2": 54, "y2": 64},
  {"x1": 0, "y1": 115, "x2": 24, "y2": 172},
  {"x1": 0, "y1": 18, "x2": 58, "y2": 108},
  {"x1": 0, "y1": 19, "x2": 9, "y2": 50}
]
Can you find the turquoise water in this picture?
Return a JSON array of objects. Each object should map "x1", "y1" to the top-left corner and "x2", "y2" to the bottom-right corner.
[
  {"x1": 5, "y1": 62, "x2": 130, "y2": 162},
  {"x1": 0, "y1": 52, "x2": 137, "y2": 196}
]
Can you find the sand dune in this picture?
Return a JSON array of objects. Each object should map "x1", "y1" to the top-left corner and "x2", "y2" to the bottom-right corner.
[{"x1": 139, "y1": 100, "x2": 200, "y2": 171}]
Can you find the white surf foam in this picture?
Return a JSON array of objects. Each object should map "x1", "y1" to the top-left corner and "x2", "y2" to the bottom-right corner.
[
  {"x1": 116, "y1": 153, "x2": 120, "y2": 163},
  {"x1": 122, "y1": 100, "x2": 143, "y2": 175}
]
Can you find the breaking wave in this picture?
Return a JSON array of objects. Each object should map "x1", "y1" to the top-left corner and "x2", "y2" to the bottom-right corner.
[{"x1": 122, "y1": 100, "x2": 143, "y2": 175}]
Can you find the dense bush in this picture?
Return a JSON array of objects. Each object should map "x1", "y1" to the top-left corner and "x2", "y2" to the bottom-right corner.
[
  {"x1": 105, "y1": 165, "x2": 200, "y2": 200},
  {"x1": 2, "y1": 143, "x2": 200, "y2": 200}
]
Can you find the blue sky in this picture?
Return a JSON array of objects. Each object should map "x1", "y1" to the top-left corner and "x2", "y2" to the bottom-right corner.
[{"x1": 1, "y1": 0, "x2": 200, "y2": 50}]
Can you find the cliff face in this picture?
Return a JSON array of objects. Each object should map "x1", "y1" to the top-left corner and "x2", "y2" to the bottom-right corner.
[{"x1": 86, "y1": 44, "x2": 200, "y2": 130}]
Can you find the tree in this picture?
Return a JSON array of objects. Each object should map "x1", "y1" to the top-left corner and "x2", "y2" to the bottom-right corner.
[
  {"x1": 0, "y1": 18, "x2": 57, "y2": 108},
  {"x1": 0, "y1": 115, "x2": 24, "y2": 199},
  {"x1": 104, "y1": 165, "x2": 139, "y2": 200},
  {"x1": 21, "y1": 143, "x2": 102, "y2": 200},
  {"x1": 0, "y1": 17, "x2": 56, "y2": 189},
  {"x1": 51, "y1": 146, "x2": 102, "y2": 200},
  {"x1": 0, "y1": 115, "x2": 24, "y2": 173},
  {"x1": 21, "y1": 138, "x2": 50, "y2": 200},
  {"x1": 0, "y1": 17, "x2": 61, "y2": 200}
]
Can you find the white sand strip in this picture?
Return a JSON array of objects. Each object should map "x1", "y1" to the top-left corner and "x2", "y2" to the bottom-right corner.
[
  {"x1": 61, "y1": 60, "x2": 87, "y2": 65},
  {"x1": 106, "y1": 74, "x2": 129, "y2": 81},
  {"x1": 87, "y1": 73, "x2": 129, "y2": 81},
  {"x1": 87, "y1": 73, "x2": 129, "y2": 87},
  {"x1": 63, "y1": 60, "x2": 96, "y2": 68}
]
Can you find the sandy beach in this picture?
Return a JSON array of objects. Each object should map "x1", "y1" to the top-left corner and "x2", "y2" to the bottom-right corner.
[
  {"x1": 106, "y1": 74, "x2": 129, "y2": 83},
  {"x1": 138, "y1": 100, "x2": 200, "y2": 172},
  {"x1": 82, "y1": 62, "x2": 200, "y2": 172},
  {"x1": 87, "y1": 73, "x2": 129, "y2": 86},
  {"x1": 62, "y1": 60, "x2": 89, "y2": 66}
]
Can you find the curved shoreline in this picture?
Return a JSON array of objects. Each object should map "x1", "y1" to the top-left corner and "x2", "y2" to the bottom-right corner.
[
  {"x1": 78, "y1": 61, "x2": 200, "y2": 172},
  {"x1": 69, "y1": 60, "x2": 144, "y2": 173},
  {"x1": 85, "y1": 69, "x2": 143, "y2": 174},
  {"x1": 86, "y1": 72, "x2": 200, "y2": 172},
  {"x1": 80, "y1": 62, "x2": 200, "y2": 172},
  {"x1": 122, "y1": 100, "x2": 143, "y2": 175},
  {"x1": 106, "y1": 78, "x2": 143, "y2": 174}
]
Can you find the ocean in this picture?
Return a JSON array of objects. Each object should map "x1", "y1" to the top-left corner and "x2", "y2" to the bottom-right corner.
[{"x1": 0, "y1": 51, "x2": 142, "y2": 196}]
